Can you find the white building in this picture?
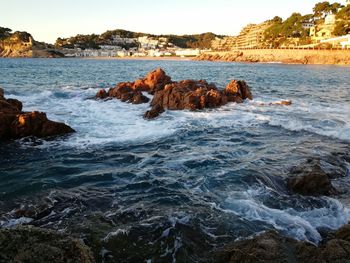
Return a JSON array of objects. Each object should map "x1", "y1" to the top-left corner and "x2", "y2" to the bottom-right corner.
[{"x1": 175, "y1": 49, "x2": 201, "y2": 57}]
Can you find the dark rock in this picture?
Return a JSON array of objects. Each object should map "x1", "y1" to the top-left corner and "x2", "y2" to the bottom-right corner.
[
  {"x1": 216, "y1": 231, "x2": 320, "y2": 263},
  {"x1": 0, "y1": 226, "x2": 95, "y2": 263},
  {"x1": 6, "y1": 98, "x2": 23, "y2": 112},
  {"x1": 144, "y1": 104, "x2": 165, "y2": 119},
  {"x1": 215, "y1": 224, "x2": 350, "y2": 263},
  {"x1": 287, "y1": 160, "x2": 336, "y2": 196}
]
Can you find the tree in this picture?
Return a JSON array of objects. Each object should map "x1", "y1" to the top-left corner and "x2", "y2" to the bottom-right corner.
[
  {"x1": 0, "y1": 27, "x2": 12, "y2": 39},
  {"x1": 313, "y1": 2, "x2": 331, "y2": 18},
  {"x1": 333, "y1": 21, "x2": 350, "y2": 35},
  {"x1": 336, "y1": 5, "x2": 350, "y2": 20}
]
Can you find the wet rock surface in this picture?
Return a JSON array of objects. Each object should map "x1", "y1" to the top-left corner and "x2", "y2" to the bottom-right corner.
[
  {"x1": 215, "y1": 224, "x2": 350, "y2": 263},
  {"x1": 0, "y1": 226, "x2": 95, "y2": 263},
  {"x1": 287, "y1": 159, "x2": 341, "y2": 196},
  {"x1": 0, "y1": 89, "x2": 74, "y2": 140}
]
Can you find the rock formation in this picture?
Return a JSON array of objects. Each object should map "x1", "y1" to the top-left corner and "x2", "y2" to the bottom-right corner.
[
  {"x1": 287, "y1": 159, "x2": 337, "y2": 196},
  {"x1": 144, "y1": 78, "x2": 253, "y2": 119},
  {"x1": 0, "y1": 226, "x2": 95, "y2": 263},
  {"x1": 0, "y1": 88, "x2": 75, "y2": 140},
  {"x1": 0, "y1": 27, "x2": 64, "y2": 58},
  {"x1": 215, "y1": 223, "x2": 350, "y2": 263},
  {"x1": 96, "y1": 68, "x2": 253, "y2": 119},
  {"x1": 96, "y1": 68, "x2": 172, "y2": 104}
]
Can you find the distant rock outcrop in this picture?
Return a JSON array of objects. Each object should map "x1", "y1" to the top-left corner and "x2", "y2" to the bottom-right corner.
[
  {"x1": 0, "y1": 88, "x2": 74, "y2": 140},
  {"x1": 0, "y1": 27, "x2": 64, "y2": 58}
]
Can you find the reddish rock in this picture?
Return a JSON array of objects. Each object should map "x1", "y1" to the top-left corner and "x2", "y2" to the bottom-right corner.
[
  {"x1": 96, "y1": 89, "x2": 108, "y2": 99},
  {"x1": 106, "y1": 82, "x2": 150, "y2": 104},
  {"x1": 10, "y1": 111, "x2": 75, "y2": 139},
  {"x1": 145, "y1": 79, "x2": 252, "y2": 119},
  {"x1": 95, "y1": 68, "x2": 171, "y2": 104},
  {"x1": 224, "y1": 80, "x2": 253, "y2": 101},
  {"x1": 0, "y1": 89, "x2": 75, "y2": 140}
]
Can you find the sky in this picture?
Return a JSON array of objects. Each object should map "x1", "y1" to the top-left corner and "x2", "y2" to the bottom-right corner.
[{"x1": 1, "y1": 0, "x2": 332, "y2": 44}]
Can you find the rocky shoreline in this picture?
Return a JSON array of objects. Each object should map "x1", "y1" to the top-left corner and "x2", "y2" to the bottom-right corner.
[
  {"x1": 1, "y1": 68, "x2": 350, "y2": 262},
  {"x1": 0, "y1": 88, "x2": 74, "y2": 140},
  {"x1": 195, "y1": 50, "x2": 350, "y2": 65}
]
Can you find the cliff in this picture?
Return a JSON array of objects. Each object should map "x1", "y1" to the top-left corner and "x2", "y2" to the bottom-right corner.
[
  {"x1": 0, "y1": 27, "x2": 64, "y2": 58},
  {"x1": 195, "y1": 49, "x2": 350, "y2": 65}
]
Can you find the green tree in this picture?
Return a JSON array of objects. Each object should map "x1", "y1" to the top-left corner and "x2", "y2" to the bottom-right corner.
[
  {"x1": 313, "y1": 2, "x2": 331, "y2": 18},
  {"x1": 333, "y1": 21, "x2": 350, "y2": 35},
  {"x1": 0, "y1": 27, "x2": 12, "y2": 39}
]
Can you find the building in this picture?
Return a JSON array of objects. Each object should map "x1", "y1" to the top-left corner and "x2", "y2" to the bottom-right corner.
[
  {"x1": 235, "y1": 21, "x2": 272, "y2": 49},
  {"x1": 211, "y1": 37, "x2": 237, "y2": 51},
  {"x1": 302, "y1": 21, "x2": 315, "y2": 29},
  {"x1": 175, "y1": 49, "x2": 201, "y2": 57}
]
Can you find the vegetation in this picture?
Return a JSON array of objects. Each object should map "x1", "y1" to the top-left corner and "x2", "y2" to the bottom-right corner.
[
  {"x1": 55, "y1": 29, "x2": 222, "y2": 50},
  {"x1": 263, "y1": 1, "x2": 349, "y2": 47},
  {"x1": 313, "y1": 1, "x2": 343, "y2": 18},
  {"x1": 0, "y1": 27, "x2": 12, "y2": 40},
  {"x1": 264, "y1": 13, "x2": 310, "y2": 47}
]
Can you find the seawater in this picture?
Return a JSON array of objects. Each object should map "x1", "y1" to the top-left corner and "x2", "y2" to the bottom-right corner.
[{"x1": 0, "y1": 58, "x2": 350, "y2": 261}]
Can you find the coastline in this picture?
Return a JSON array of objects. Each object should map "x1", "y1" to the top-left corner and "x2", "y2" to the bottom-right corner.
[
  {"x1": 195, "y1": 49, "x2": 350, "y2": 65},
  {"x1": 80, "y1": 56, "x2": 193, "y2": 61}
]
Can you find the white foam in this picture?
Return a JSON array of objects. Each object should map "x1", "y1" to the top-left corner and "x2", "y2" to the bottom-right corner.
[{"x1": 223, "y1": 187, "x2": 350, "y2": 244}]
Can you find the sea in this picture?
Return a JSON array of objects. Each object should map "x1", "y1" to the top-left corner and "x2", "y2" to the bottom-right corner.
[{"x1": 0, "y1": 58, "x2": 350, "y2": 262}]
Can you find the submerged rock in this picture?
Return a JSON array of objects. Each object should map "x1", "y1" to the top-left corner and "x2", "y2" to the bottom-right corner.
[
  {"x1": 0, "y1": 90, "x2": 75, "y2": 140},
  {"x1": 216, "y1": 223, "x2": 350, "y2": 263},
  {"x1": 287, "y1": 160, "x2": 337, "y2": 196},
  {"x1": 0, "y1": 226, "x2": 95, "y2": 263}
]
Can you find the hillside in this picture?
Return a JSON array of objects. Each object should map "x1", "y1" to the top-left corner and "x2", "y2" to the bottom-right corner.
[
  {"x1": 0, "y1": 27, "x2": 64, "y2": 58},
  {"x1": 55, "y1": 30, "x2": 223, "y2": 50}
]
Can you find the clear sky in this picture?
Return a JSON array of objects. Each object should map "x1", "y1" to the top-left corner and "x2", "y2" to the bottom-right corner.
[{"x1": 1, "y1": 0, "x2": 333, "y2": 44}]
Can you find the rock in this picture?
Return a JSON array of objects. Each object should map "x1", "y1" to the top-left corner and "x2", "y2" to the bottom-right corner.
[
  {"x1": 95, "y1": 68, "x2": 171, "y2": 104},
  {"x1": 10, "y1": 111, "x2": 75, "y2": 139},
  {"x1": 335, "y1": 224, "x2": 350, "y2": 242},
  {"x1": 215, "y1": 224, "x2": 350, "y2": 263},
  {"x1": 144, "y1": 104, "x2": 165, "y2": 119},
  {"x1": 0, "y1": 226, "x2": 95, "y2": 263},
  {"x1": 0, "y1": 87, "x2": 4, "y2": 98},
  {"x1": 107, "y1": 82, "x2": 150, "y2": 104},
  {"x1": 6, "y1": 98, "x2": 23, "y2": 112},
  {"x1": 216, "y1": 231, "x2": 320, "y2": 263},
  {"x1": 95, "y1": 89, "x2": 107, "y2": 99},
  {"x1": 287, "y1": 160, "x2": 336, "y2": 196},
  {"x1": 145, "y1": 79, "x2": 252, "y2": 119},
  {"x1": 133, "y1": 67, "x2": 172, "y2": 94},
  {"x1": 0, "y1": 89, "x2": 75, "y2": 140}
]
